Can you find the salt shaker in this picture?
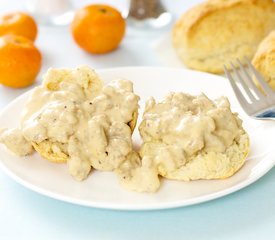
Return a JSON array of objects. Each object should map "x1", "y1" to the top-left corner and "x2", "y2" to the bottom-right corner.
[{"x1": 25, "y1": 0, "x2": 73, "y2": 25}]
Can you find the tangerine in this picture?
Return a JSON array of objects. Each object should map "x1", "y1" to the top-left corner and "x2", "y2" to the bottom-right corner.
[
  {"x1": 71, "y1": 4, "x2": 126, "y2": 54},
  {"x1": 0, "y1": 12, "x2": 37, "y2": 41},
  {"x1": 0, "y1": 34, "x2": 42, "y2": 88}
]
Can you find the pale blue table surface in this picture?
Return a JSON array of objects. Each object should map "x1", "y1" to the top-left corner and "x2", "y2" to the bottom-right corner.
[{"x1": 1, "y1": 1, "x2": 275, "y2": 239}]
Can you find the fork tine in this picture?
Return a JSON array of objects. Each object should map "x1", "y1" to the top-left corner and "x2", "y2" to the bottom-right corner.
[
  {"x1": 224, "y1": 66, "x2": 250, "y2": 113},
  {"x1": 236, "y1": 58, "x2": 264, "y2": 99},
  {"x1": 244, "y1": 57, "x2": 274, "y2": 96},
  {"x1": 230, "y1": 61, "x2": 255, "y2": 102}
]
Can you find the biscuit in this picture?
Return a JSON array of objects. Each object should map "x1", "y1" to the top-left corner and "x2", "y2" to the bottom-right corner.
[
  {"x1": 173, "y1": 0, "x2": 275, "y2": 73},
  {"x1": 252, "y1": 30, "x2": 275, "y2": 90},
  {"x1": 138, "y1": 93, "x2": 250, "y2": 182},
  {"x1": 32, "y1": 66, "x2": 138, "y2": 164}
]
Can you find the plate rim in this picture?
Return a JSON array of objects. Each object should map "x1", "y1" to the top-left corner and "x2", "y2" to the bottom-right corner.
[{"x1": 0, "y1": 155, "x2": 274, "y2": 211}]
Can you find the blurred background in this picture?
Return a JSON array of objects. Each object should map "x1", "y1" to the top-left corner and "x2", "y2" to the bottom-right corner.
[
  {"x1": 0, "y1": 0, "x2": 204, "y2": 107},
  {"x1": 0, "y1": 0, "x2": 204, "y2": 69}
]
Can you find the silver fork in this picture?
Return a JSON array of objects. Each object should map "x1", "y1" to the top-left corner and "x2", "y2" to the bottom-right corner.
[{"x1": 224, "y1": 57, "x2": 275, "y2": 119}]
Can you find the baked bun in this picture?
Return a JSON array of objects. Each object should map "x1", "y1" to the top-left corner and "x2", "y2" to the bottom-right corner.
[
  {"x1": 252, "y1": 30, "x2": 275, "y2": 90},
  {"x1": 138, "y1": 93, "x2": 249, "y2": 182},
  {"x1": 26, "y1": 66, "x2": 104, "y2": 163},
  {"x1": 173, "y1": 0, "x2": 275, "y2": 73},
  {"x1": 22, "y1": 66, "x2": 138, "y2": 174}
]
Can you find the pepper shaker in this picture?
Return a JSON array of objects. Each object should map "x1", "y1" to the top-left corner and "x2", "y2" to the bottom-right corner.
[{"x1": 127, "y1": 0, "x2": 172, "y2": 28}]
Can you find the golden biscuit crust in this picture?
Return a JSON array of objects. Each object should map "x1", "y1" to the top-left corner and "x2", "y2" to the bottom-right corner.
[
  {"x1": 32, "y1": 141, "x2": 68, "y2": 163},
  {"x1": 252, "y1": 30, "x2": 275, "y2": 90}
]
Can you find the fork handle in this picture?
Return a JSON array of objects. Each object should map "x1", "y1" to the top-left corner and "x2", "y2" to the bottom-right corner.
[{"x1": 256, "y1": 109, "x2": 275, "y2": 119}]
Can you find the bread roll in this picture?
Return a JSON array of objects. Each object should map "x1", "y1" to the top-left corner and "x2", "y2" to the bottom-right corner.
[
  {"x1": 138, "y1": 93, "x2": 249, "y2": 182},
  {"x1": 252, "y1": 30, "x2": 275, "y2": 90},
  {"x1": 173, "y1": 0, "x2": 275, "y2": 73},
  {"x1": 27, "y1": 66, "x2": 139, "y2": 164}
]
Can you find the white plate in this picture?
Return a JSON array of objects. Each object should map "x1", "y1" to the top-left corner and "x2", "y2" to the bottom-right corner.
[{"x1": 0, "y1": 67, "x2": 275, "y2": 211}]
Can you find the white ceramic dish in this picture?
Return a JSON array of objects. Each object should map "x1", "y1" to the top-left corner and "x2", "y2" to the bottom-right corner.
[{"x1": 0, "y1": 67, "x2": 274, "y2": 211}]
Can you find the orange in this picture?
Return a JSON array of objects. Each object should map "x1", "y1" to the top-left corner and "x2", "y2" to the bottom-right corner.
[
  {"x1": 0, "y1": 12, "x2": 37, "y2": 41},
  {"x1": 0, "y1": 34, "x2": 42, "y2": 88},
  {"x1": 71, "y1": 4, "x2": 126, "y2": 54}
]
